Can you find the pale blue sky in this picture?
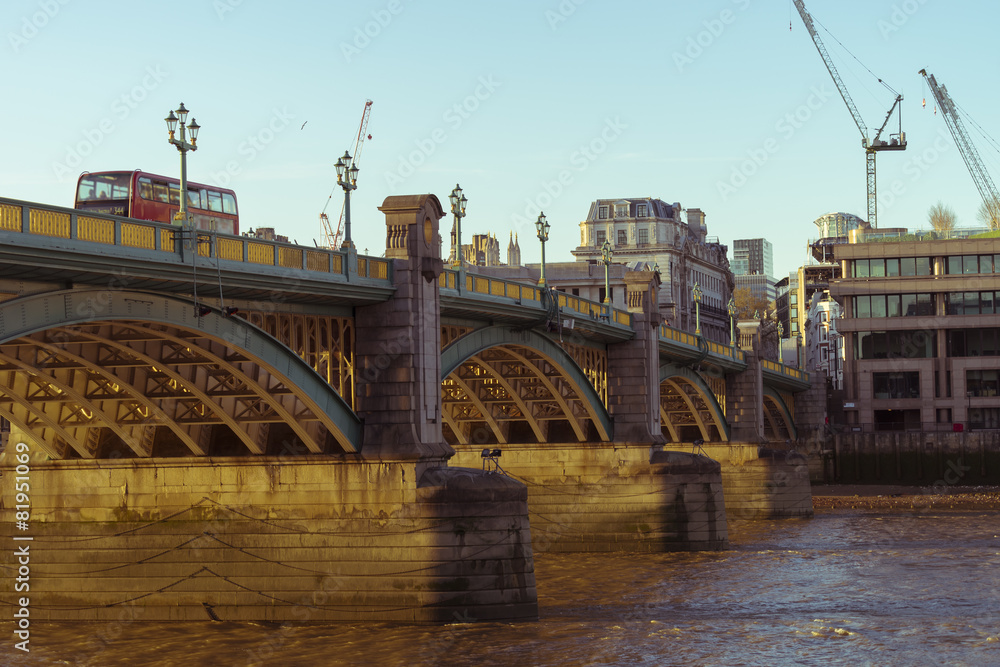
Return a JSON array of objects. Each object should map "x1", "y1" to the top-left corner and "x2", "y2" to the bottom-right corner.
[{"x1": 3, "y1": 0, "x2": 998, "y2": 279}]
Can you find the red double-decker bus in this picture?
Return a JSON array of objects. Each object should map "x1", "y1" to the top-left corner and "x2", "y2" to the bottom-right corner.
[{"x1": 74, "y1": 170, "x2": 239, "y2": 235}]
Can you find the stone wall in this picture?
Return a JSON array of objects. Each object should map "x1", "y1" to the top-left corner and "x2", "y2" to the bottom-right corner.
[
  {"x1": 829, "y1": 432, "x2": 1000, "y2": 486},
  {"x1": 0, "y1": 455, "x2": 537, "y2": 623},
  {"x1": 450, "y1": 442, "x2": 728, "y2": 553}
]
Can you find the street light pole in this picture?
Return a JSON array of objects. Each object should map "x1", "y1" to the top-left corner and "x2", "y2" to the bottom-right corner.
[
  {"x1": 601, "y1": 240, "x2": 613, "y2": 304},
  {"x1": 535, "y1": 212, "x2": 550, "y2": 286},
  {"x1": 448, "y1": 184, "x2": 467, "y2": 268},
  {"x1": 335, "y1": 151, "x2": 359, "y2": 250},
  {"x1": 777, "y1": 320, "x2": 784, "y2": 364},
  {"x1": 692, "y1": 283, "x2": 703, "y2": 336},
  {"x1": 727, "y1": 296, "x2": 737, "y2": 346},
  {"x1": 165, "y1": 103, "x2": 200, "y2": 228}
]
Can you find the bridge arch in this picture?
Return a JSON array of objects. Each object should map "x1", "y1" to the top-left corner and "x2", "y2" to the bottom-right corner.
[
  {"x1": 658, "y1": 363, "x2": 729, "y2": 443},
  {"x1": 762, "y1": 386, "x2": 796, "y2": 441},
  {"x1": 440, "y1": 326, "x2": 611, "y2": 444},
  {"x1": 0, "y1": 289, "x2": 362, "y2": 458}
]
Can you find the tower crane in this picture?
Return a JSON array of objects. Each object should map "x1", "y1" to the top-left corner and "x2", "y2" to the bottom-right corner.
[
  {"x1": 919, "y1": 69, "x2": 1000, "y2": 228},
  {"x1": 793, "y1": 0, "x2": 906, "y2": 229},
  {"x1": 321, "y1": 99, "x2": 373, "y2": 249}
]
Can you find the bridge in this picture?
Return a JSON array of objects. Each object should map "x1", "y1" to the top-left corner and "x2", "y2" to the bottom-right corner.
[{"x1": 0, "y1": 193, "x2": 811, "y2": 623}]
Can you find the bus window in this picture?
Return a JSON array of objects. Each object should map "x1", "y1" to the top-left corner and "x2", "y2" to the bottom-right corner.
[
  {"x1": 222, "y1": 193, "x2": 237, "y2": 215},
  {"x1": 77, "y1": 173, "x2": 130, "y2": 201},
  {"x1": 187, "y1": 188, "x2": 201, "y2": 209},
  {"x1": 168, "y1": 184, "x2": 180, "y2": 206},
  {"x1": 138, "y1": 177, "x2": 154, "y2": 200},
  {"x1": 152, "y1": 181, "x2": 169, "y2": 203},
  {"x1": 207, "y1": 190, "x2": 223, "y2": 212}
]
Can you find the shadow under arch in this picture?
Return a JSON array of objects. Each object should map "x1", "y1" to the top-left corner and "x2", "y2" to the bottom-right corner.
[
  {"x1": 440, "y1": 325, "x2": 612, "y2": 443},
  {"x1": 658, "y1": 362, "x2": 730, "y2": 443},
  {"x1": 0, "y1": 288, "x2": 362, "y2": 456},
  {"x1": 762, "y1": 386, "x2": 796, "y2": 441}
]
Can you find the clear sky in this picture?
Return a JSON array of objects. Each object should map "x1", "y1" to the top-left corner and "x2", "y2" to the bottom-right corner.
[{"x1": 3, "y1": 0, "x2": 999, "y2": 280}]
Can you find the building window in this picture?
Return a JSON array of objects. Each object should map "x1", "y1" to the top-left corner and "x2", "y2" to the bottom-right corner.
[
  {"x1": 596, "y1": 230, "x2": 606, "y2": 246},
  {"x1": 855, "y1": 331, "x2": 936, "y2": 359},
  {"x1": 618, "y1": 230, "x2": 627, "y2": 245},
  {"x1": 948, "y1": 328, "x2": 1000, "y2": 357},
  {"x1": 598, "y1": 206, "x2": 608, "y2": 220},
  {"x1": 571, "y1": 288, "x2": 579, "y2": 296},
  {"x1": 615, "y1": 204, "x2": 628, "y2": 218},
  {"x1": 599, "y1": 287, "x2": 607, "y2": 303},
  {"x1": 873, "y1": 371, "x2": 920, "y2": 399},
  {"x1": 637, "y1": 204, "x2": 647, "y2": 218},
  {"x1": 967, "y1": 369, "x2": 1000, "y2": 397},
  {"x1": 638, "y1": 228, "x2": 648, "y2": 245}
]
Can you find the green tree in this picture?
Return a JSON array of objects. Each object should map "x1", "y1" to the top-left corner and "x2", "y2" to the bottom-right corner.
[
  {"x1": 928, "y1": 201, "x2": 957, "y2": 233},
  {"x1": 732, "y1": 287, "x2": 770, "y2": 319}
]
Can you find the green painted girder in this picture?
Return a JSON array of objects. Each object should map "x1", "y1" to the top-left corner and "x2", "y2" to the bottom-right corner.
[
  {"x1": 658, "y1": 362, "x2": 730, "y2": 442},
  {"x1": 0, "y1": 288, "x2": 362, "y2": 453},
  {"x1": 440, "y1": 325, "x2": 612, "y2": 441}
]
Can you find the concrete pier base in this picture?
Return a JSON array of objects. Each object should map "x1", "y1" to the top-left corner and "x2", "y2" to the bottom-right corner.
[
  {"x1": 450, "y1": 442, "x2": 728, "y2": 553},
  {"x1": 0, "y1": 455, "x2": 538, "y2": 623},
  {"x1": 665, "y1": 443, "x2": 814, "y2": 520}
]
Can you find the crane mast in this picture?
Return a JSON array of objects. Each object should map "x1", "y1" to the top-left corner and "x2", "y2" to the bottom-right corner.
[
  {"x1": 793, "y1": 0, "x2": 906, "y2": 229},
  {"x1": 322, "y1": 100, "x2": 373, "y2": 249},
  {"x1": 919, "y1": 69, "x2": 1000, "y2": 223}
]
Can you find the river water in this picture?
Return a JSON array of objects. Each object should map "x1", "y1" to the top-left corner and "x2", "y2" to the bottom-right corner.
[{"x1": 4, "y1": 510, "x2": 999, "y2": 666}]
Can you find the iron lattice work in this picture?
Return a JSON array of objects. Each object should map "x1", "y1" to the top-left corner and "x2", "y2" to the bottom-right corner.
[
  {"x1": 440, "y1": 325, "x2": 474, "y2": 350},
  {"x1": 242, "y1": 311, "x2": 355, "y2": 410},
  {"x1": 705, "y1": 373, "x2": 727, "y2": 417},
  {"x1": 659, "y1": 377, "x2": 724, "y2": 443},
  {"x1": 558, "y1": 340, "x2": 607, "y2": 408},
  {"x1": 0, "y1": 322, "x2": 350, "y2": 459},
  {"x1": 441, "y1": 345, "x2": 603, "y2": 445},
  {"x1": 763, "y1": 395, "x2": 793, "y2": 441}
]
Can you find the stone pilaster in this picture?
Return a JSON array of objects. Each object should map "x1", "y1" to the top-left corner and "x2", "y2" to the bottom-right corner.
[
  {"x1": 354, "y1": 195, "x2": 452, "y2": 463},
  {"x1": 727, "y1": 323, "x2": 765, "y2": 442},
  {"x1": 605, "y1": 270, "x2": 665, "y2": 444}
]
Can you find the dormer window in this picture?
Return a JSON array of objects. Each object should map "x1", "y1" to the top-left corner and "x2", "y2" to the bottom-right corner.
[
  {"x1": 615, "y1": 204, "x2": 628, "y2": 218},
  {"x1": 637, "y1": 204, "x2": 647, "y2": 218},
  {"x1": 598, "y1": 206, "x2": 608, "y2": 219}
]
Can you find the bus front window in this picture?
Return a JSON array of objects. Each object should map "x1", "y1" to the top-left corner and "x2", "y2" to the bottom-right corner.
[{"x1": 77, "y1": 173, "x2": 130, "y2": 202}]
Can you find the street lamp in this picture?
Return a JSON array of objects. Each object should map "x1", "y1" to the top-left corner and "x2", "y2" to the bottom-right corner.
[
  {"x1": 165, "y1": 103, "x2": 200, "y2": 227},
  {"x1": 777, "y1": 320, "x2": 784, "y2": 363},
  {"x1": 535, "y1": 212, "x2": 550, "y2": 286},
  {"x1": 601, "y1": 240, "x2": 613, "y2": 304},
  {"x1": 692, "y1": 283, "x2": 703, "y2": 336},
  {"x1": 335, "y1": 151, "x2": 359, "y2": 249},
  {"x1": 448, "y1": 184, "x2": 467, "y2": 267},
  {"x1": 727, "y1": 296, "x2": 737, "y2": 346}
]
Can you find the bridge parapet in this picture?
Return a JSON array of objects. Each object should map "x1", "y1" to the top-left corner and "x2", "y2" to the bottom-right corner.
[{"x1": 658, "y1": 323, "x2": 746, "y2": 373}]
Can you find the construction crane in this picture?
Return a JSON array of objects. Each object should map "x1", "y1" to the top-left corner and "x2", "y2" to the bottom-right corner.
[
  {"x1": 793, "y1": 0, "x2": 906, "y2": 229},
  {"x1": 321, "y1": 99, "x2": 373, "y2": 249},
  {"x1": 919, "y1": 69, "x2": 1000, "y2": 227}
]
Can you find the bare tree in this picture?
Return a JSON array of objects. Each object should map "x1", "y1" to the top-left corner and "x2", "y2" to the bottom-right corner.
[
  {"x1": 928, "y1": 201, "x2": 956, "y2": 233},
  {"x1": 977, "y1": 197, "x2": 1000, "y2": 231}
]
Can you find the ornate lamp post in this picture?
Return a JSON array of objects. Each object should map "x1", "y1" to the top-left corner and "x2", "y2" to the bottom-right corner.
[
  {"x1": 727, "y1": 296, "x2": 737, "y2": 346},
  {"x1": 777, "y1": 321, "x2": 784, "y2": 363},
  {"x1": 164, "y1": 103, "x2": 200, "y2": 227},
  {"x1": 535, "y1": 212, "x2": 550, "y2": 286},
  {"x1": 335, "y1": 151, "x2": 359, "y2": 249},
  {"x1": 601, "y1": 240, "x2": 613, "y2": 304},
  {"x1": 448, "y1": 184, "x2": 467, "y2": 267},
  {"x1": 692, "y1": 283, "x2": 703, "y2": 336}
]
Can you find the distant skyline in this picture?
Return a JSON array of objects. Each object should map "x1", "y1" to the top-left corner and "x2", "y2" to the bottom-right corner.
[{"x1": 3, "y1": 0, "x2": 999, "y2": 280}]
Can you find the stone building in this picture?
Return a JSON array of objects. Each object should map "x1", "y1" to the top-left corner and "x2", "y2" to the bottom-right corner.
[
  {"x1": 831, "y1": 230, "x2": 1000, "y2": 431},
  {"x1": 570, "y1": 198, "x2": 733, "y2": 343}
]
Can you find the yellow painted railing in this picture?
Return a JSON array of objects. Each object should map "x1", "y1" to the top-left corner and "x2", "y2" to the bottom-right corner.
[
  {"x1": 0, "y1": 198, "x2": 391, "y2": 283},
  {"x1": 761, "y1": 359, "x2": 805, "y2": 380},
  {"x1": 659, "y1": 323, "x2": 745, "y2": 364}
]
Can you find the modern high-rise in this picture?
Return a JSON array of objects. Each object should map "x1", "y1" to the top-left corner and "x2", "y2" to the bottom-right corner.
[{"x1": 733, "y1": 238, "x2": 773, "y2": 277}]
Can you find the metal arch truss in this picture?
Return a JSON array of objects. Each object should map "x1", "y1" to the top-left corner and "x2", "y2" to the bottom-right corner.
[
  {"x1": 659, "y1": 376, "x2": 728, "y2": 443},
  {"x1": 0, "y1": 321, "x2": 357, "y2": 459},
  {"x1": 762, "y1": 389, "x2": 796, "y2": 441},
  {"x1": 441, "y1": 344, "x2": 608, "y2": 445}
]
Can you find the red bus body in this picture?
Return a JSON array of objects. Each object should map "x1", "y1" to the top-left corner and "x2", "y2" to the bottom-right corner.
[{"x1": 74, "y1": 170, "x2": 239, "y2": 235}]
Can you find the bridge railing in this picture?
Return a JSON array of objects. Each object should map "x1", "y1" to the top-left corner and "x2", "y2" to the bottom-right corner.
[
  {"x1": 0, "y1": 197, "x2": 392, "y2": 283},
  {"x1": 439, "y1": 269, "x2": 633, "y2": 328},
  {"x1": 658, "y1": 323, "x2": 745, "y2": 364},
  {"x1": 760, "y1": 358, "x2": 808, "y2": 382}
]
